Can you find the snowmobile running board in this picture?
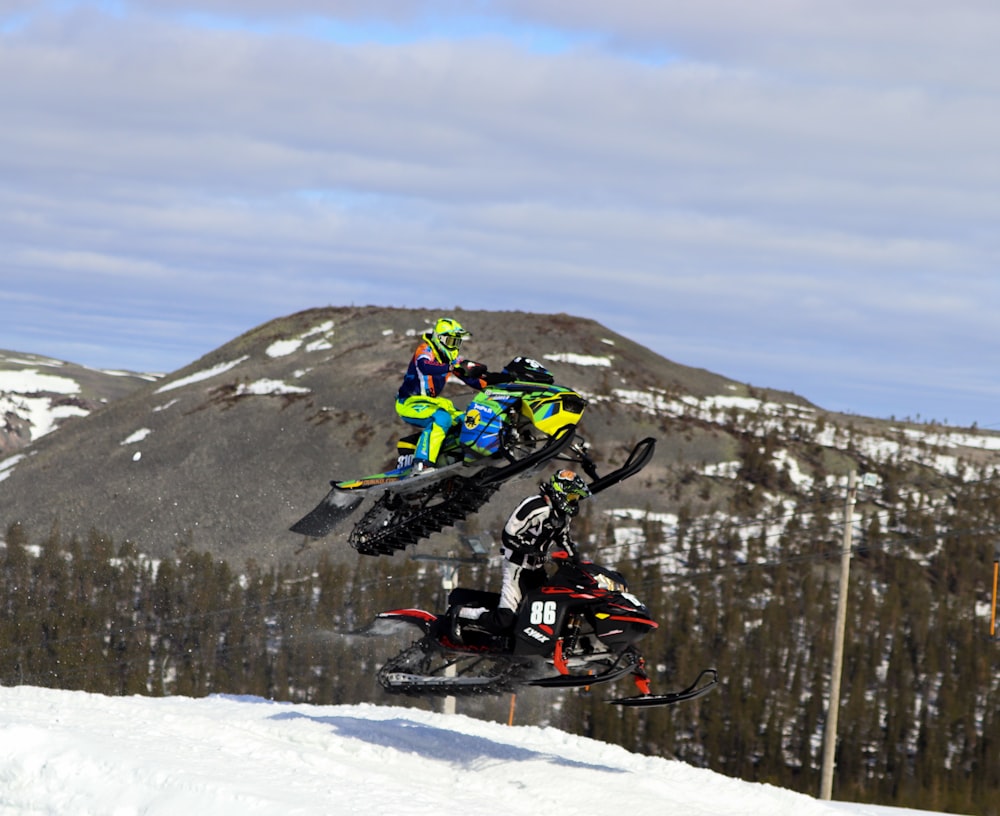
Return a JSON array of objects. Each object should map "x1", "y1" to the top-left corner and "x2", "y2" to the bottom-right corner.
[
  {"x1": 609, "y1": 669, "x2": 719, "y2": 708},
  {"x1": 526, "y1": 653, "x2": 641, "y2": 689}
]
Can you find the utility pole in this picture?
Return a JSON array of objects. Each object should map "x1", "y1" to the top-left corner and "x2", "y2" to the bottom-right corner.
[
  {"x1": 411, "y1": 534, "x2": 491, "y2": 716},
  {"x1": 440, "y1": 560, "x2": 459, "y2": 716},
  {"x1": 820, "y1": 469, "x2": 857, "y2": 801},
  {"x1": 991, "y1": 544, "x2": 999, "y2": 639}
]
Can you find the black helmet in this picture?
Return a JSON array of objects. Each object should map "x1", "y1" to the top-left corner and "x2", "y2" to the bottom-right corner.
[{"x1": 543, "y1": 469, "x2": 591, "y2": 516}]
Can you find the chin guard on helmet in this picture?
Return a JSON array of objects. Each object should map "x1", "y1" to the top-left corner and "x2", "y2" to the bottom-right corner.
[{"x1": 544, "y1": 469, "x2": 591, "y2": 516}]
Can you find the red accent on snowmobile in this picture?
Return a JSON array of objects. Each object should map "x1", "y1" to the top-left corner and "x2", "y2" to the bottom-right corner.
[
  {"x1": 606, "y1": 615, "x2": 659, "y2": 629},
  {"x1": 540, "y1": 586, "x2": 596, "y2": 600},
  {"x1": 553, "y1": 639, "x2": 570, "y2": 675},
  {"x1": 381, "y1": 608, "x2": 436, "y2": 622},
  {"x1": 375, "y1": 609, "x2": 438, "y2": 634}
]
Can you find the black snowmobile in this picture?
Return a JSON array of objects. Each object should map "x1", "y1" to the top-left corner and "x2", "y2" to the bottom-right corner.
[
  {"x1": 291, "y1": 357, "x2": 648, "y2": 557},
  {"x1": 369, "y1": 542, "x2": 718, "y2": 708}
]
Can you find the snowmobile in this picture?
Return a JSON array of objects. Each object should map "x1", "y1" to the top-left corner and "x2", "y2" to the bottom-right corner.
[
  {"x1": 369, "y1": 542, "x2": 718, "y2": 708},
  {"x1": 291, "y1": 357, "x2": 649, "y2": 557}
]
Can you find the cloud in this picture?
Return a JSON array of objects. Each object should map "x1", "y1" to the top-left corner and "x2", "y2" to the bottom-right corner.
[{"x1": 1, "y1": 2, "x2": 999, "y2": 425}]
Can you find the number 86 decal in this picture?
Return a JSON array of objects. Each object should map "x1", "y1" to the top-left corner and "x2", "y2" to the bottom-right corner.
[{"x1": 530, "y1": 600, "x2": 558, "y2": 625}]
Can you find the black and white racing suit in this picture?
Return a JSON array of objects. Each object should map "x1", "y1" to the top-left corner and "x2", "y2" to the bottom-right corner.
[
  {"x1": 455, "y1": 490, "x2": 573, "y2": 635},
  {"x1": 497, "y1": 492, "x2": 573, "y2": 617}
]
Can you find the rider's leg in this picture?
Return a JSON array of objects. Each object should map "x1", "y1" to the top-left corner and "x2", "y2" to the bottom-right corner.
[
  {"x1": 422, "y1": 408, "x2": 455, "y2": 465},
  {"x1": 455, "y1": 561, "x2": 545, "y2": 638},
  {"x1": 395, "y1": 397, "x2": 458, "y2": 468}
]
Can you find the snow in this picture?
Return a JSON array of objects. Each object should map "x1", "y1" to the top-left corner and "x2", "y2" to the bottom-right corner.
[
  {"x1": 0, "y1": 368, "x2": 90, "y2": 441},
  {"x1": 901, "y1": 427, "x2": 1000, "y2": 451},
  {"x1": 704, "y1": 460, "x2": 742, "y2": 479},
  {"x1": 543, "y1": 352, "x2": 613, "y2": 367},
  {"x1": 265, "y1": 338, "x2": 302, "y2": 358},
  {"x1": 268, "y1": 322, "x2": 336, "y2": 357},
  {"x1": 0, "y1": 353, "x2": 64, "y2": 368},
  {"x1": 0, "y1": 454, "x2": 25, "y2": 483},
  {"x1": 0, "y1": 687, "x2": 952, "y2": 816},
  {"x1": 0, "y1": 369, "x2": 80, "y2": 395},
  {"x1": 234, "y1": 379, "x2": 310, "y2": 397},
  {"x1": 0, "y1": 364, "x2": 94, "y2": 441},
  {"x1": 155, "y1": 357, "x2": 249, "y2": 393},
  {"x1": 121, "y1": 428, "x2": 152, "y2": 445},
  {"x1": 304, "y1": 320, "x2": 334, "y2": 337},
  {"x1": 0, "y1": 393, "x2": 88, "y2": 440}
]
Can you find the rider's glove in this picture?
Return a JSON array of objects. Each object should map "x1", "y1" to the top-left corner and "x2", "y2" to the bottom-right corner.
[
  {"x1": 482, "y1": 369, "x2": 513, "y2": 385},
  {"x1": 453, "y1": 360, "x2": 488, "y2": 380}
]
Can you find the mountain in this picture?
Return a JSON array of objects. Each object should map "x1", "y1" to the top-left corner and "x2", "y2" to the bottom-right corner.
[
  {"x1": 0, "y1": 685, "x2": 945, "y2": 816},
  {"x1": 0, "y1": 349, "x2": 158, "y2": 457},
  {"x1": 3, "y1": 305, "x2": 1000, "y2": 568},
  {"x1": 3, "y1": 306, "x2": 999, "y2": 813}
]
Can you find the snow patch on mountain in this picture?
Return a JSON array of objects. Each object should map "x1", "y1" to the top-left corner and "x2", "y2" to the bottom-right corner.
[
  {"x1": 0, "y1": 368, "x2": 81, "y2": 395},
  {"x1": 544, "y1": 353, "x2": 613, "y2": 367},
  {"x1": 235, "y1": 379, "x2": 310, "y2": 397},
  {"x1": 0, "y1": 454, "x2": 24, "y2": 483},
  {"x1": 267, "y1": 321, "x2": 337, "y2": 358},
  {"x1": 122, "y1": 428, "x2": 152, "y2": 445},
  {"x1": 156, "y1": 357, "x2": 249, "y2": 393},
  {"x1": 1, "y1": 393, "x2": 88, "y2": 440}
]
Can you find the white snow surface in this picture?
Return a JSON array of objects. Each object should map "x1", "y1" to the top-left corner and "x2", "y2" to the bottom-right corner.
[
  {"x1": 0, "y1": 686, "x2": 952, "y2": 816},
  {"x1": 0, "y1": 369, "x2": 80, "y2": 395},
  {"x1": 234, "y1": 379, "x2": 310, "y2": 396},
  {"x1": 543, "y1": 352, "x2": 613, "y2": 367},
  {"x1": 154, "y1": 357, "x2": 249, "y2": 393}
]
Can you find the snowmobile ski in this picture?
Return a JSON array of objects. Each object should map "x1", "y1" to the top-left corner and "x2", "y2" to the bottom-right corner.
[
  {"x1": 584, "y1": 436, "x2": 656, "y2": 496},
  {"x1": 609, "y1": 669, "x2": 719, "y2": 708}
]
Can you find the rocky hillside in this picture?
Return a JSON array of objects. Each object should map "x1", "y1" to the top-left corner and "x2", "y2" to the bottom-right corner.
[{"x1": 3, "y1": 306, "x2": 1000, "y2": 569}]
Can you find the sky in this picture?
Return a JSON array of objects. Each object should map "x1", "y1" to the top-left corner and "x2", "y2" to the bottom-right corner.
[
  {"x1": 2, "y1": 1, "x2": 1000, "y2": 428},
  {"x1": 0, "y1": 685, "x2": 952, "y2": 815}
]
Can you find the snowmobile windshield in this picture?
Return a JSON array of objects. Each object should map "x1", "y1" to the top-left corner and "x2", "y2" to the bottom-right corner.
[{"x1": 594, "y1": 571, "x2": 627, "y2": 593}]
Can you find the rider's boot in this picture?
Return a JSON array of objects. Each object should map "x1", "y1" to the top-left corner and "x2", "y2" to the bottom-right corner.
[
  {"x1": 411, "y1": 459, "x2": 436, "y2": 476},
  {"x1": 449, "y1": 605, "x2": 491, "y2": 643}
]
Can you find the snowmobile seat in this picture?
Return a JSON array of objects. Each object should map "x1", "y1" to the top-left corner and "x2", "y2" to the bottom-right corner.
[{"x1": 447, "y1": 588, "x2": 499, "y2": 609}]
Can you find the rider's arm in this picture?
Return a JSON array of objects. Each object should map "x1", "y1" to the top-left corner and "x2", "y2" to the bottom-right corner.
[
  {"x1": 414, "y1": 344, "x2": 451, "y2": 378},
  {"x1": 501, "y1": 495, "x2": 550, "y2": 568}
]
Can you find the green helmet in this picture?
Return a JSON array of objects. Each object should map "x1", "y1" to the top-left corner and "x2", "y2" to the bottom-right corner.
[
  {"x1": 544, "y1": 469, "x2": 591, "y2": 516},
  {"x1": 431, "y1": 317, "x2": 469, "y2": 363}
]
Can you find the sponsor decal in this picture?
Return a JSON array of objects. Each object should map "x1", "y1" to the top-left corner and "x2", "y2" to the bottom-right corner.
[
  {"x1": 464, "y1": 409, "x2": 481, "y2": 430},
  {"x1": 522, "y1": 627, "x2": 550, "y2": 643}
]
